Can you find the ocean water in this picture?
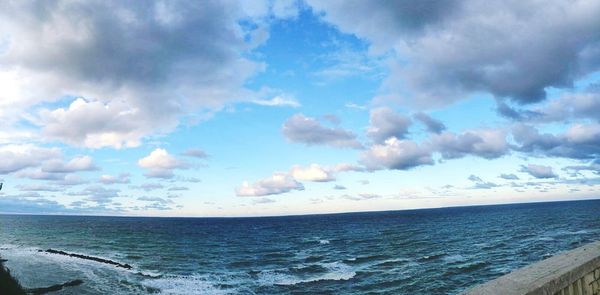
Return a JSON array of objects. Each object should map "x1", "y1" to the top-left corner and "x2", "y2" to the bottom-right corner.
[{"x1": 1, "y1": 200, "x2": 600, "y2": 294}]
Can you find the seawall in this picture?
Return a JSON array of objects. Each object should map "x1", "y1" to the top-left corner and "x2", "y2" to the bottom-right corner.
[{"x1": 463, "y1": 241, "x2": 600, "y2": 295}]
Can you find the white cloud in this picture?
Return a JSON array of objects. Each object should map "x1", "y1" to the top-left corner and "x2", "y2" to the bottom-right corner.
[
  {"x1": 41, "y1": 155, "x2": 97, "y2": 173},
  {"x1": 521, "y1": 164, "x2": 558, "y2": 179},
  {"x1": 290, "y1": 164, "x2": 336, "y2": 182},
  {"x1": 0, "y1": 1, "x2": 296, "y2": 148},
  {"x1": 38, "y1": 98, "x2": 157, "y2": 149},
  {"x1": 99, "y1": 173, "x2": 131, "y2": 185},
  {"x1": 251, "y1": 95, "x2": 300, "y2": 107},
  {"x1": 0, "y1": 144, "x2": 61, "y2": 174},
  {"x1": 236, "y1": 173, "x2": 304, "y2": 197},
  {"x1": 138, "y1": 148, "x2": 188, "y2": 179},
  {"x1": 307, "y1": 0, "x2": 600, "y2": 107},
  {"x1": 360, "y1": 137, "x2": 433, "y2": 170}
]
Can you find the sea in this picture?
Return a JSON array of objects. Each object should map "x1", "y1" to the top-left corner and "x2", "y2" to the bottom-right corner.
[{"x1": 1, "y1": 199, "x2": 600, "y2": 294}]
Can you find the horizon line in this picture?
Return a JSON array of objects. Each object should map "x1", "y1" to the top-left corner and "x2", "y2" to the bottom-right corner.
[{"x1": 1, "y1": 197, "x2": 599, "y2": 219}]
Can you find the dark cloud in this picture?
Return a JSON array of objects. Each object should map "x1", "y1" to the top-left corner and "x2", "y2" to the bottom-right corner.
[
  {"x1": 467, "y1": 174, "x2": 498, "y2": 189},
  {"x1": 0, "y1": 196, "x2": 69, "y2": 214},
  {"x1": 431, "y1": 129, "x2": 509, "y2": 160},
  {"x1": 282, "y1": 114, "x2": 362, "y2": 149},
  {"x1": 308, "y1": 0, "x2": 461, "y2": 44},
  {"x1": 367, "y1": 107, "x2": 412, "y2": 143},
  {"x1": 512, "y1": 123, "x2": 600, "y2": 159},
  {"x1": 308, "y1": 1, "x2": 600, "y2": 106},
  {"x1": 563, "y1": 159, "x2": 600, "y2": 175},
  {"x1": 520, "y1": 164, "x2": 558, "y2": 179},
  {"x1": 413, "y1": 112, "x2": 446, "y2": 134},
  {"x1": 0, "y1": 0, "x2": 279, "y2": 148},
  {"x1": 182, "y1": 148, "x2": 208, "y2": 159},
  {"x1": 495, "y1": 100, "x2": 543, "y2": 121}
]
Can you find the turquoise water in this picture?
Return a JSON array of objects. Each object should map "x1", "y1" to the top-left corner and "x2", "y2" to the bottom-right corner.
[{"x1": 1, "y1": 200, "x2": 600, "y2": 294}]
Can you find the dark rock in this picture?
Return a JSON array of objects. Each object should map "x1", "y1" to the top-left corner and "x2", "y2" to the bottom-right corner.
[{"x1": 43, "y1": 249, "x2": 132, "y2": 269}]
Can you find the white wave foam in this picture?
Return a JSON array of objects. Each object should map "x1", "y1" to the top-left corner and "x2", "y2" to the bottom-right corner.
[
  {"x1": 258, "y1": 261, "x2": 356, "y2": 286},
  {"x1": 319, "y1": 239, "x2": 330, "y2": 245},
  {"x1": 142, "y1": 275, "x2": 238, "y2": 295},
  {"x1": 443, "y1": 254, "x2": 467, "y2": 264}
]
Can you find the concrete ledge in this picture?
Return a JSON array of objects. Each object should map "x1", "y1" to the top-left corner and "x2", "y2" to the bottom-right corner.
[{"x1": 462, "y1": 241, "x2": 600, "y2": 295}]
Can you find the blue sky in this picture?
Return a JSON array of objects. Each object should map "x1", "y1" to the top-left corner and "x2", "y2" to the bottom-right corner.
[{"x1": 0, "y1": 0, "x2": 599, "y2": 216}]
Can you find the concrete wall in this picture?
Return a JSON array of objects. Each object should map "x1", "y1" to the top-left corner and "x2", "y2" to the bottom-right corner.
[{"x1": 463, "y1": 241, "x2": 600, "y2": 295}]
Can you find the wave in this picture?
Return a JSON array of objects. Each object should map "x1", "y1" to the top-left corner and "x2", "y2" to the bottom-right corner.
[
  {"x1": 343, "y1": 254, "x2": 390, "y2": 265},
  {"x1": 142, "y1": 274, "x2": 240, "y2": 295},
  {"x1": 444, "y1": 261, "x2": 491, "y2": 276},
  {"x1": 418, "y1": 252, "x2": 447, "y2": 262},
  {"x1": 258, "y1": 261, "x2": 356, "y2": 286}
]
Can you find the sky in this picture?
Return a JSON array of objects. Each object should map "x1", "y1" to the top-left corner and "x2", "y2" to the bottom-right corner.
[{"x1": 0, "y1": 0, "x2": 599, "y2": 217}]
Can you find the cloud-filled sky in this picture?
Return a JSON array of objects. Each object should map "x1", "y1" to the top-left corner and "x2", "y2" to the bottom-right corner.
[{"x1": 1, "y1": 0, "x2": 599, "y2": 216}]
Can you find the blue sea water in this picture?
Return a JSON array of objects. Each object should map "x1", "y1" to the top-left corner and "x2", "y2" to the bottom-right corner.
[{"x1": 1, "y1": 199, "x2": 600, "y2": 294}]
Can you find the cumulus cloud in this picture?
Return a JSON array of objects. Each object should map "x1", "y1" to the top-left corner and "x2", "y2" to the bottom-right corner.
[
  {"x1": 360, "y1": 137, "x2": 433, "y2": 170},
  {"x1": 431, "y1": 129, "x2": 509, "y2": 159},
  {"x1": 290, "y1": 164, "x2": 336, "y2": 182},
  {"x1": 236, "y1": 172, "x2": 304, "y2": 197},
  {"x1": 138, "y1": 148, "x2": 188, "y2": 179},
  {"x1": 413, "y1": 112, "x2": 446, "y2": 134},
  {"x1": 282, "y1": 114, "x2": 362, "y2": 148},
  {"x1": 99, "y1": 173, "x2": 131, "y2": 185},
  {"x1": 367, "y1": 107, "x2": 412, "y2": 143},
  {"x1": 512, "y1": 123, "x2": 600, "y2": 159},
  {"x1": 308, "y1": 0, "x2": 600, "y2": 106},
  {"x1": 520, "y1": 164, "x2": 558, "y2": 179},
  {"x1": 0, "y1": 145, "x2": 61, "y2": 174},
  {"x1": 41, "y1": 155, "x2": 97, "y2": 173},
  {"x1": 0, "y1": 1, "x2": 293, "y2": 148},
  {"x1": 536, "y1": 92, "x2": 600, "y2": 123},
  {"x1": 235, "y1": 162, "x2": 362, "y2": 196}
]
